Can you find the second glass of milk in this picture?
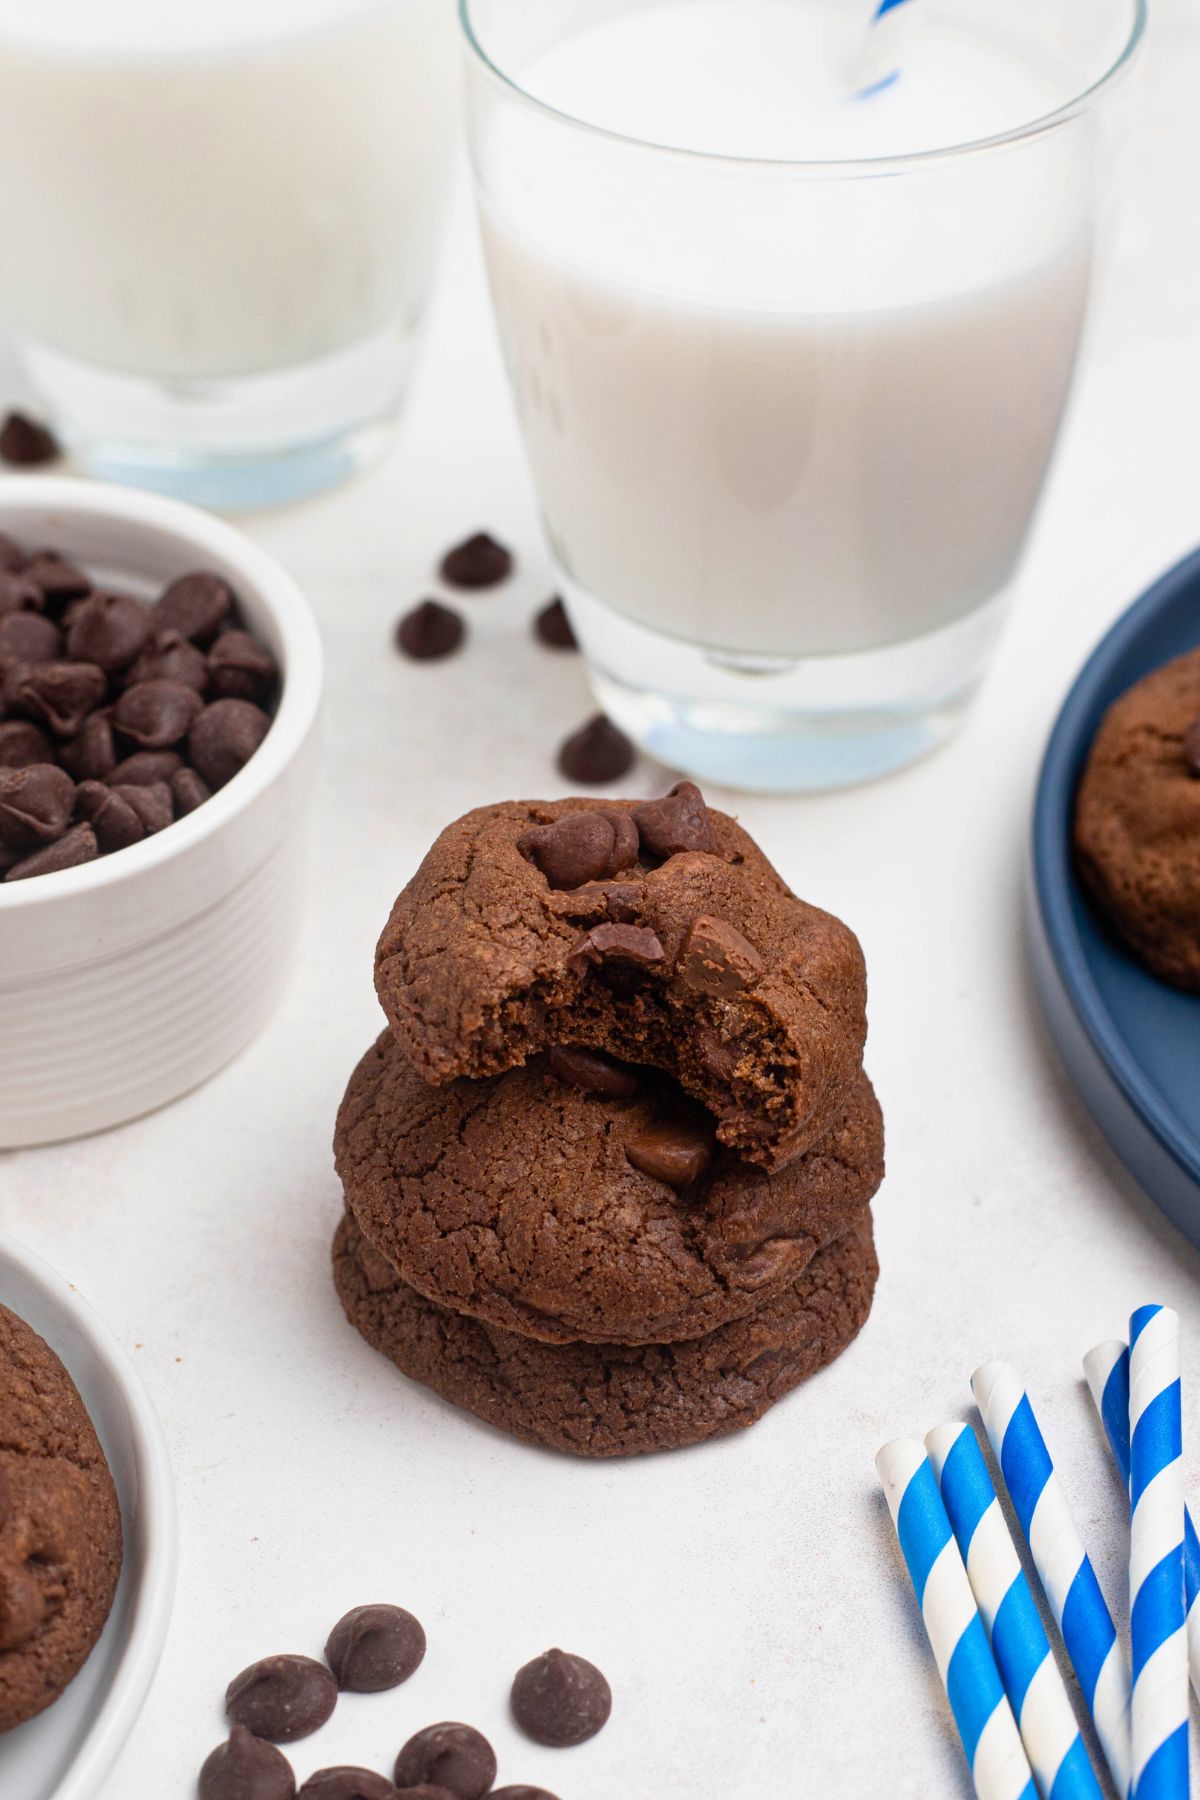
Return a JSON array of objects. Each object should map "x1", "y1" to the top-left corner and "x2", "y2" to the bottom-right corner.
[
  {"x1": 464, "y1": 0, "x2": 1144, "y2": 791},
  {"x1": 0, "y1": 0, "x2": 456, "y2": 507}
]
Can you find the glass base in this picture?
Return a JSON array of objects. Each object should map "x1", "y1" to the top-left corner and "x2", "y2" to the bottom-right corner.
[
  {"x1": 565, "y1": 580, "x2": 1010, "y2": 793},
  {"x1": 21, "y1": 323, "x2": 418, "y2": 511}
]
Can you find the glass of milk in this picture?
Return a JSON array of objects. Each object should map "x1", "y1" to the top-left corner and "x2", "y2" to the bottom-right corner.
[
  {"x1": 463, "y1": 0, "x2": 1144, "y2": 791},
  {"x1": 0, "y1": 0, "x2": 457, "y2": 507}
]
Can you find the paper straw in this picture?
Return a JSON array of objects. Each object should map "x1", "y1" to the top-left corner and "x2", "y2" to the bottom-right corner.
[
  {"x1": 926, "y1": 1422, "x2": 1103, "y2": 1800},
  {"x1": 852, "y1": 0, "x2": 918, "y2": 99},
  {"x1": 877, "y1": 1437, "x2": 1038, "y2": 1800},
  {"x1": 1127, "y1": 1307, "x2": 1189, "y2": 1799},
  {"x1": 1083, "y1": 1339, "x2": 1200, "y2": 1703},
  {"x1": 972, "y1": 1362, "x2": 1132, "y2": 1799}
]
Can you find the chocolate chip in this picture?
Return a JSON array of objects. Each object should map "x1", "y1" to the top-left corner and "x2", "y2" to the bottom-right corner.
[
  {"x1": 0, "y1": 720, "x2": 53, "y2": 769},
  {"x1": 325, "y1": 1603, "x2": 426, "y2": 1693},
  {"x1": 0, "y1": 611, "x2": 61, "y2": 662},
  {"x1": 24, "y1": 552, "x2": 90, "y2": 608},
  {"x1": 154, "y1": 570, "x2": 234, "y2": 644},
  {"x1": 5, "y1": 821, "x2": 97, "y2": 881},
  {"x1": 189, "y1": 698, "x2": 271, "y2": 789},
  {"x1": 0, "y1": 412, "x2": 59, "y2": 467},
  {"x1": 492, "y1": 1790, "x2": 562, "y2": 1800},
  {"x1": 0, "y1": 535, "x2": 24, "y2": 572},
  {"x1": 551, "y1": 879, "x2": 643, "y2": 924},
  {"x1": 677, "y1": 914, "x2": 763, "y2": 995},
  {"x1": 199, "y1": 1725, "x2": 297, "y2": 1800},
  {"x1": 297, "y1": 1770, "x2": 397, "y2": 1800},
  {"x1": 108, "y1": 749, "x2": 183, "y2": 786},
  {"x1": 568, "y1": 922, "x2": 664, "y2": 972},
  {"x1": 130, "y1": 627, "x2": 210, "y2": 693},
  {"x1": 439, "y1": 532, "x2": 512, "y2": 590},
  {"x1": 60, "y1": 710, "x2": 116, "y2": 780},
  {"x1": 0, "y1": 763, "x2": 75, "y2": 849},
  {"x1": 1184, "y1": 715, "x2": 1200, "y2": 776},
  {"x1": 111, "y1": 780, "x2": 173, "y2": 834},
  {"x1": 113, "y1": 678, "x2": 204, "y2": 749},
  {"x1": 548, "y1": 1045, "x2": 639, "y2": 1099},
  {"x1": 632, "y1": 780, "x2": 713, "y2": 858},
  {"x1": 75, "y1": 781, "x2": 146, "y2": 853},
  {"x1": 396, "y1": 600, "x2": 464, "y2": 661},
  {"x1": 393, "y1": 1724, "x2": 496, "y2": 1799},
  {"x1": 557, "y1": 714, "x2": 634, "y2": 785},
  {"x1": 695, "y1": 1026, "x2": 740, "y2": 1081},
  {"x1": 518, "y1": 812, "x2": 623, "y2": 890},
  {"x1": 18, "y1": 662, "x2": 106, "y2": 737},
  {"x1": 209, "y1": 628, "x2": 279, "y2": 701},
  {"x1": 225, "y1": 1654, "x2": 337, "y2": 1745},
  {"x1": 510, "y1": 1648, "x2": 612, "y2": 1748},
  {"x1": 533, "y1": 598, "x2": 576, "y2": 650},
  {"x1": 0, "y1": 570, "x2": 45, "y2": 616},
  {"x1": 393, "y1": 1790, "x2": 459, "y2": 1800},
  {"x1": 172, "y1": 766, "x2": 211, "y2": 815},
  {"x1": 65, "y1": 590, "x2": 152, "y2": 671},
  {"x1": 626, "y1": 1117, "x2": 714, "y2": 1190}
]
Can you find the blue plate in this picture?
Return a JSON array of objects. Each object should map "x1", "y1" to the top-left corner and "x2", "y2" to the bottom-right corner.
[{"x1": 1029, "y1": 546, "x2": 1200, "y2": 1247}]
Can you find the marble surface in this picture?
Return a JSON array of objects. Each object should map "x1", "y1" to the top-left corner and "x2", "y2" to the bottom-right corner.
[{"x1": 4, "y1": 19, "x2": 1200, "y2": 1798}]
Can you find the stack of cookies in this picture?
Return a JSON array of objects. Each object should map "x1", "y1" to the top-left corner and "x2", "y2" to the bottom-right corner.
[{"x1": 332, "y1": 783, "x2": 884, "y2": 1457}]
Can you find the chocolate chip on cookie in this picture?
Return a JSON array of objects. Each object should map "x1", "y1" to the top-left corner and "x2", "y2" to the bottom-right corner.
[
  {"x1": 547, "y1": 1044, "x2": 639, "y2": 1098},
  {"x1": 518, "y1": 810, "x2": 637, "y2": 890},
  {"x1": 625, "y1": 1115, "x2": 715, "y2": 1190},
  {"x1": 511, "y1": 1648, "x2": 612, "y2": 1748},
  {"x1": 631, "y1": 780, "x2": 713, "y2": 859},
  {"x1": 567, "y1": 921, "x2": 665, "y2": 972},
  {"x1": 677, "y1": 914, "x2": 763, "y2": 996}
]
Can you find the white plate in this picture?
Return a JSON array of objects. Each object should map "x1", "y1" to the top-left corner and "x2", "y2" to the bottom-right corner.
[{"x1": 0, "y1": 1232, "x2": 177, "y2": 1800}]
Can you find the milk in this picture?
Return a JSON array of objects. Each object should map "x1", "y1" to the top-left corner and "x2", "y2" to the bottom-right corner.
[
  {"x1": 477, "y1": 0, "x2": 1096, "y2": 659},
  {"x1": 0, "y1": 0, "x2": 456, "y2": 380}
]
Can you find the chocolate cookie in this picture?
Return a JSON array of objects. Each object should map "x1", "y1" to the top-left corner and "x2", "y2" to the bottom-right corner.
[
  {"x1": 332, "y1": 1210, "x2": 878, "y2": 1458},
  {"x1": 1074, "y1": 647, "x2": 1200, "y2": 991},
  {"x1": 0, "y1": 1303, "x2": 123, "y2": 1732},
  {"x1": 335, "y1": 1032, "x2": 883, "y2": 1346},
  {"x1": 374, "y1": 793, "x2": 867, "y2": 1170}
]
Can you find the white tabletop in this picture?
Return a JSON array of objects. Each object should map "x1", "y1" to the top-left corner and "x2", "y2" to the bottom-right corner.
[{"x1": 5, "y1": 20, "x2": 1200, "y2": 1800}]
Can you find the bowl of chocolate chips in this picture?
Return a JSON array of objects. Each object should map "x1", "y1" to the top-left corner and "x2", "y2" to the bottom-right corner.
[{"x1": 0, "y1": 477, "x2": 322, "y2": 1146}]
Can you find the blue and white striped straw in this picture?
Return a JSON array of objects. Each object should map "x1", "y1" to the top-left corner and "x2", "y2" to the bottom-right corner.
[
  {"x1": 926, "y1": 1423, "x2": 1103, "y2": 1800},
  {"x1": 1083, "y1": 1338, "x2": 1200, "y2": 1703},
  {"x1": 1127, "y1": 1307, "x2": 1189, "y2": 1799},
  {"x1": 877, "y1": 1438, "x2": 1037, "y2": 1800},
  {"x1": 972, "y1": 1362, "x2": 1132, "y2": 1800},
  {"x1": 853, "y1": 0, "x2": 918, "y2": 99}
]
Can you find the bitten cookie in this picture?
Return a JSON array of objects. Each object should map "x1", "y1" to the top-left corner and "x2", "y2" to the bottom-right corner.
[
  {"x1": 335, "y1": 1031, "x2": 884, "y2": 1346},
  {"x1": 333, "y1": 1209, "x2": 879, "y2": 1458},
  {"x1": 1074, "y1": 647, "x2": 1200, "y2": 991},
  {"x1": 374, "y1": 788, "x2": 867, "y2": 1170},
  {"x1": 0, "y1": 1303, "x2": 123, "y2": 1733}
]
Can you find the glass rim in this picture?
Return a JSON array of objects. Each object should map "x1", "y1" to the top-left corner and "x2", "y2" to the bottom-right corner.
[{"x1": 458, "y1": 0, "x2": 1147, "y2": 175}]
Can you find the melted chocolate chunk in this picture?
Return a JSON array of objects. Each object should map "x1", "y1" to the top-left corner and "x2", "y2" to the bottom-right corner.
[
  {"x1": 677, "y1": 914, "x2": 764, "y2": 996},
  {"x1": 547, "y1": 1045, "x2": 639, "y2": 1099},
  {"x1": 567, "y1": 921, "x2": 664, "y2": 972},
  {"x1": 625, "y1": 1118, "x2": 715, "y2": 1190}
]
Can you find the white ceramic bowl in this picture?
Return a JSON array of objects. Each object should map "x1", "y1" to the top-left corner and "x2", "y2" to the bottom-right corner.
[
  {"x1": 0, "y1": 1231, "x2": 177, "y2": 1800},
  {"x1": 0, "y1": 476, "x2": 322, "y2": 1146}
]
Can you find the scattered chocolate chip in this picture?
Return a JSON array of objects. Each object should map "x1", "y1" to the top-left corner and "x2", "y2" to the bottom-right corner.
[
  {"x1": 0, "y1": 719, "x2": 53, "y2": 769},
  {"x1": 632, "y1": 780, "x2": 713, "y2": 859},
  {"x1": 0, "y1": 411, "x2": 60, "y2": 467},
  {"x1": 199, "y1": 1725, "x2": 297, "y2": 1800},
  {"x1": 0, "y1": 535, "x2": 24, "y2": 572},
  {"x1": 297, "y1": 1770, "x2": 398, "y2": 1800},
  {"x1": 325, "y1": 1604, "x2": 426, "y2": 1694},
  {"x1": 557, "y1": 714, "x2": 634, "y2": 785},
  {"x1": 492, "y1": 1790, "x2": 562, "y2": 1800},
  {"x1": 677, "y1": 914, "x2": 763, "y2": 995},
  {"x1": 172, "y1": 766, "x2": 211, "y2": 815},
  {"x1": 396, "y1": 600, "x2": 464, "y2": 662},
  {"x1": 0, "y1": 763, "x2": 75, "y2": 849},
  {"x1": 533, "y1": 597, "x2": 576, "y2": 650},
  {"x1": 226, "y1": 1655, "x2": 337, "y2": 1745},
  {"x1": 189, "y1": 698, "x2": 271, "y2": 790},
  {"x1": 393, "y1": 1724, "x2": 496, "y2": 1800},
  {"x1": 510, "y1": 1648, "x2": 612, "y2": 1748},
  {"x1": 5, "y1": 821, "x2": 97, "y2": 881},
  {"x1": 209, "y1": 628, "x2": 279, "y2": 701},
  {"x1": 1184, "y1": 715, "x2": 1200, "y2": 776},
  {"x1": 518, "y1": 812, "x2": 623, "y2": 891},
  {"x1": 111, "y1": 780, "x2": 173, "y2": 835},
  {"x1": 108, "y1": 749, "x2": 184, "y2": 786},
  {"x1": 154, "y1": 570, "x2": 234, "y2": 644},
  {"x1": 75, "y1": 781, "x2": 146, "y2": 853},
  {"x1": 60, "y1": 710, "x2": 116, "y2": 780},
  {"x1": 113, "y1": 678, "x2": 204, "y2": 749},
  {"x1": 0, "y1": 610, "x2": 61, "y2": 662},
  {"x1": 548, "y1": 1045, "x2": 639, "y2": 1099},
  {"x1": 439, "y1": 532, "x2": 512, "y2": 590},
  {"x1": 0, "y1": 570, "x2": 45, "y2": 616},
  {"x1": 568, "y1": 922, "x2": 664, "y2": 973},
  {"x1": 129, "y1": 627, "x2": 210, "y2": 693},
  {"x1": 23, "y1": 552, "x2": 90, "y2": 607},
  {"x1": 65, "y1": 590, "x2": 152, "y2": 671},
  {"x1": 626, "y1": 1117, "x2": 715, "y2": 1190},
  {"x1": 18, "y1": 662, "x2": 107, "y2": 737}
]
